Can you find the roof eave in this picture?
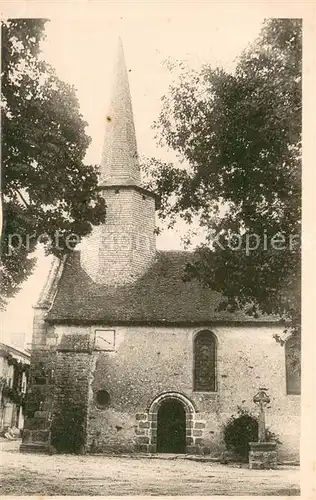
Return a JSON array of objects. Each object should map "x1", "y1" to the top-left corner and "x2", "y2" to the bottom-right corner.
[
  {"x1": 99, "y1": 183, "x2": 159, "y2": 205},
  {"x1": 34, "y1": 255, "x2": 67, "y2": 310},
  {"x1": 45, "y1": 317, "x2": 285, "y2": 327}
]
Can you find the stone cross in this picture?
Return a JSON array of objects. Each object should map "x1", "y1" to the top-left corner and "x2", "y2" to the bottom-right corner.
[{"x1": 253, "y1": 388, "x2": 270, "y2": 442}]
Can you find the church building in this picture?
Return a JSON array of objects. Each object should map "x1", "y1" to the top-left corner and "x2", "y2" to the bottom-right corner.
[{"x1": 21, "y1": 41, "x2": 300, "y2": 461}]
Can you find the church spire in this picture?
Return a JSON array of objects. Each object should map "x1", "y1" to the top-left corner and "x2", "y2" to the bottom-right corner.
[
  {"x1": 100, "y1": 37, "x2": 141, "y2": 186},
  {"x1": 81, "y1": 37, "x2": 156, "y2": 286}
]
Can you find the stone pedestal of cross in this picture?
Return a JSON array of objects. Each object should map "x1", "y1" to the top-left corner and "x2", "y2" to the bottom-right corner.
[{"x1": 249, "y1": 388, "x2": 278, "y2": 470}]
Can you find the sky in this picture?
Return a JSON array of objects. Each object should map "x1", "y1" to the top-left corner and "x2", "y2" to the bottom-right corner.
[{"x1": 1, "y1": 4, "x2": 268, "y2": 348}]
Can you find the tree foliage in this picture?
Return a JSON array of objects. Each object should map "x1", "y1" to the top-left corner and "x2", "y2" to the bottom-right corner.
[
  {"x1": 223, "y1": 407, "x2": 280, "y2": 460},
  {"x1": 1, "y1": 19, "x2": 106, "y2": 308},
  {"x1": 144, "y1": 19, "x2": 301, "y2": 337}
]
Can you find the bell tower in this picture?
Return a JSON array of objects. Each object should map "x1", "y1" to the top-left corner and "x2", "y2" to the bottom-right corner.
[{"x1": 80, "y1": 39, "x2": 156, "y2": 285}]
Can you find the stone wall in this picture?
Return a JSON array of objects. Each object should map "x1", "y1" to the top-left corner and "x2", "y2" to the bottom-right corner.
[
  {"x1": 50, "y1": 334, "x2": 92, "y2": 453},
  {"x1": 53, "y1": 324, "x2": 300, "y2": 460},
  {"x1": 21, "y1": 325, "x2": 93, "y2": 454},
  {"x1": 20, "y1": 345, "x2": 56, "y2": 453}
]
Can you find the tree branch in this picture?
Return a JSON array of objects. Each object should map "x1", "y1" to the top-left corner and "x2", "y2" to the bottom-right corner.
[{"x1": 14, "y1": 189, "x2": 30, "y2": 208}]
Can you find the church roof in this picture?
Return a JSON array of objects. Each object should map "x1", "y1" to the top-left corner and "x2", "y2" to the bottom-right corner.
[{"x1": 46, "y1": 250, "x2": 278, "y2": 325}]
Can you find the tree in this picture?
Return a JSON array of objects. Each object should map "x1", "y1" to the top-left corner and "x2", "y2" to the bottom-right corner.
[
  {"x1": 144, "y1": 19, "x2": 301, "y2": 341},
  {"x1": 1, "y1": 19, "x2": 106, "y2": 308}
]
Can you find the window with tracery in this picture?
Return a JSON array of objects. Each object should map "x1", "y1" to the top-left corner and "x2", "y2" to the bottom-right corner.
[
  {"x1": 285, "y1": 335, "x2": 301, "y2": 395},
  {"x1": 194, "y1": 331, "x2": 216, "y2": 392}
]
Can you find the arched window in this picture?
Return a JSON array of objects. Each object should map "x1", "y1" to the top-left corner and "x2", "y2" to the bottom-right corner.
[
  {"x1": 285, "y1": 335, "x2": 301, "y2": 395},
  {"x1": 194, "y1": 331, "x2": 217, "y2": 392}
]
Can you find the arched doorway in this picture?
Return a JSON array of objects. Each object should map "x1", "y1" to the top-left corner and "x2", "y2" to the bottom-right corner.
[{"x1": 157, "y1": 398, "x2": 186, "y2": 453}]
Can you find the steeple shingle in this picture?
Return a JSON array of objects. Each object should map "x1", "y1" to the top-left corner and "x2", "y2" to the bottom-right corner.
[{"x1": 100, "y1": 38, "x2": 141, "y2": 186}]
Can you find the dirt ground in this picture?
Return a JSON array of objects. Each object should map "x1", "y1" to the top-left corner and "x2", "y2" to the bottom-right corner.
[{"x1": 0, "y1": 440, "x2": 300, "y2": 496}]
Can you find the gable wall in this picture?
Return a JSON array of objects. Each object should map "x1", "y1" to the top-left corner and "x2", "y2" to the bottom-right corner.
[{"x1": 53, "y1": 323, "x2": 300, "y2": 460}]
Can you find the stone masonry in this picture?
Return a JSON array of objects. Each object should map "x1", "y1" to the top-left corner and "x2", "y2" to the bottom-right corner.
[
  {"x1": 134, "y1": 396, "x2": 209, "y2": 455},
  {"x1": 249, "y1": 442, "x2": 278, "y2": 469}
]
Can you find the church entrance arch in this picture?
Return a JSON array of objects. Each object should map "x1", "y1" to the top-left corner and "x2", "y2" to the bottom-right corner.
[{"x1": 148, "y1": 392, "x2": 196, "y2": 454}]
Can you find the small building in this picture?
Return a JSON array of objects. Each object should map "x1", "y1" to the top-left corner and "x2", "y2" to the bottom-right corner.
[
  {"x1": 0, "y1": 342, "x2": 30, "y2": 432},
  {"x1": 21, "y1": 40, "x2": 300, "y2": 460}
]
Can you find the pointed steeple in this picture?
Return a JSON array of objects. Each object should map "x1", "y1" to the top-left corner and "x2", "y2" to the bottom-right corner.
[
  {"x1": 100, "y1": 38, "x2": 141, "y2": 186},
  {"x1": 81, "y1": 38, "x2": 156, "y2": 286}
]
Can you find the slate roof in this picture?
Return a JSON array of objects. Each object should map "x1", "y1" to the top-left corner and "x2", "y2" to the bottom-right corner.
[
  {"x1": 100, "y1": 38, "x2": 140, "y2": 187},
  {"x1": 46, "y1": 250, "x2": 278, "y2": 325}
]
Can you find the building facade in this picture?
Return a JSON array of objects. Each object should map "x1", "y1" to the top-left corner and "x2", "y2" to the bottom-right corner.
[
  {"x1": 0, "y1": 342, "x2": 30, "y2": 432},
  {"x1": 21, "y1": 40, "x2": 300, "y2": 461}
]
